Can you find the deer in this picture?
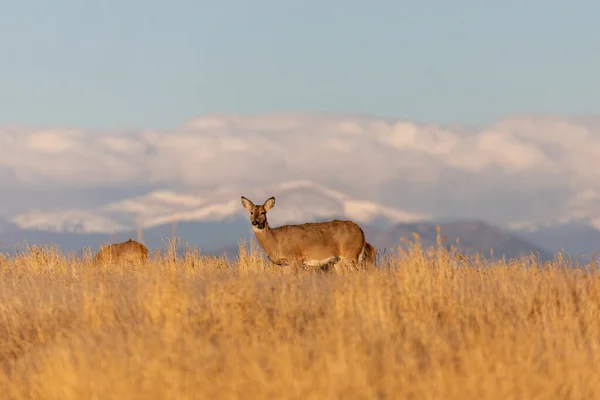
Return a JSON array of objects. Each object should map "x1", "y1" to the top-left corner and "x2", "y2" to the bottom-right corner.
[
  {"x1": 92, "y1": 238, "x2": 149, "y2": 266},
  {"x1": 240, "y1": 196, "x2": 376, "y2": 274}
]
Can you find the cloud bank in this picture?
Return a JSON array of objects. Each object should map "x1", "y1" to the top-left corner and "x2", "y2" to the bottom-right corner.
[{"x1": 2, "y1": 113, "x2": 600, "y2": 232}]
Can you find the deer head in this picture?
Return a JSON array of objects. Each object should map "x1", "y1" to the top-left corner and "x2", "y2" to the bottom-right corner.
[{"x1": 240, "y1": 196, "x2": 276, "y2": 230}]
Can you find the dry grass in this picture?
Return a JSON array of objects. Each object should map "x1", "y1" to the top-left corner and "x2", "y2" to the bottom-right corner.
[{"x1": 0, "y1": 237, "x2": 599, "y2": 399}]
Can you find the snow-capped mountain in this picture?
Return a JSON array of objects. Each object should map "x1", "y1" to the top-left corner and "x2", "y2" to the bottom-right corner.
[{"x1": 11, "y1": 180, "x2": 431, "y2": 234}]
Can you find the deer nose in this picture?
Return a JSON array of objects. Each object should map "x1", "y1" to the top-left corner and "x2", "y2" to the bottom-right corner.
[{"x1": 252, "y1": 220, "x2": 258, "y2": 226}]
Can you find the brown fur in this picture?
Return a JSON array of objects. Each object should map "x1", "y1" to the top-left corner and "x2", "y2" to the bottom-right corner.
[
  {"x1": 93, "y1": 238, "x2": 149, "y2": 265},
  {"x1": 241, "y1": 196, "x2": 376, "y2": 273}
]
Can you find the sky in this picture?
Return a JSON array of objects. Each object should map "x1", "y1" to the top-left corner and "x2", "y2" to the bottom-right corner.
[{"x1": 1, "y1": 0, "x2": 599, "y2": 130}]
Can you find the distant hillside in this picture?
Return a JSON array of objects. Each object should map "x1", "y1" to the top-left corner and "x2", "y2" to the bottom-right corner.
[
  {"x1": 365, "y1": 219, "x2": 554, "y2": 262},
  {"x1": 512, "y1": 222, "x2": 600, "y2": 259},
  {"x1": 0, "y1": 216, "x2": 554, "y2": 263}
]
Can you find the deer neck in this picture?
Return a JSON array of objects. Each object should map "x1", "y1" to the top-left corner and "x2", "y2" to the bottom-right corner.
[{"x1": 252, "y1": 223, "x2": 278, "y2": 254}]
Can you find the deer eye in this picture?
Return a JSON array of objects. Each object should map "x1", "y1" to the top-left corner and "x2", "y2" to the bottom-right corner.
[{"x1": 261, "y1": 212, "x2": 266, "y2": 215}]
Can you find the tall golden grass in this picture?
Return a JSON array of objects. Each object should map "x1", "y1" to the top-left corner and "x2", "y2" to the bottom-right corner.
[{"x1": 0, "y1": 236, "x2": 599, "y2": 399}]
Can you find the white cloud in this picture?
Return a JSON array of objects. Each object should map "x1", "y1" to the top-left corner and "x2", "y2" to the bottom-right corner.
[
  {"x1": 12, "y1": 209, "x2": 128, "y2": 233},
  {"x1": 475, "y1": 130, "x2": 551, "y2": 172},
  {"x1": 2, "y1": 113, "x2": 600, "y2": 232},
  {"x1": 27, "y1": 129, "x2": 83, "y2": 153},
  {"x1": 99, "y1": 136, "x2": 147, "y2": 154}
]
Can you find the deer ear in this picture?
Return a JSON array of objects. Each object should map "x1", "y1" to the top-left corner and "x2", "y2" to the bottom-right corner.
[
  {"x1": 241, "y1": 196, "x2": 254, "y2": 210},
  {"x1": 263, "y1": 197, "x2": 275, "y2": 211}
]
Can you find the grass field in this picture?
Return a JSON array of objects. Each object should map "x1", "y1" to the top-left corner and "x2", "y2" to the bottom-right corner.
[{"x1": 0, "y1": 237, "x2": 599, "y2": 399}]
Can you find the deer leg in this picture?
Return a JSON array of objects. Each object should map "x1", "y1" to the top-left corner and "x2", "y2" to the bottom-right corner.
[
  {"x1": 282, "y1": 262, "x2": 299, "y2": 276},
  {"x1": 281, "y1": 256, "x2": 301, "y2": 276},
  {"x1": 335, "y1": 256, "x2": 366, "y2": 273},
  {"x1": 355, "y1": 255, "x2": 375, "y2": 272},
  {"x1": 331, "y1": 258, "x2": 349, "y2": 274},
  {"x1": 365, "y1": 259, "x2": 376, "y2": 272},
  {"x1": 318, "y1": 260, "x2": 335, "y2": 273}
]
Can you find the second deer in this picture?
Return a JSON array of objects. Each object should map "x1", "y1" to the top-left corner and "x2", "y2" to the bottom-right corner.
[{"x1": 93, "y1": 238, "x2": 149, "y2": 266}]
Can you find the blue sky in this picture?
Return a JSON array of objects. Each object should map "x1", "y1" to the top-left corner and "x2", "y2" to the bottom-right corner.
[{"x1": 1, "y1": 0, "x2": 598, "y2": 130}]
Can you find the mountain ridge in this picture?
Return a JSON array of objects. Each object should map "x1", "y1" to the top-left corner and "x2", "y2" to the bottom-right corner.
[{"x1": 0, "y1": 215, "x2": 556, "y2": 263}]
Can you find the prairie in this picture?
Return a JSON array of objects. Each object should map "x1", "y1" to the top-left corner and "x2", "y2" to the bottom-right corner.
[{"x1": 0, "y1": 237, "x2": 598, "y2": 399}]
